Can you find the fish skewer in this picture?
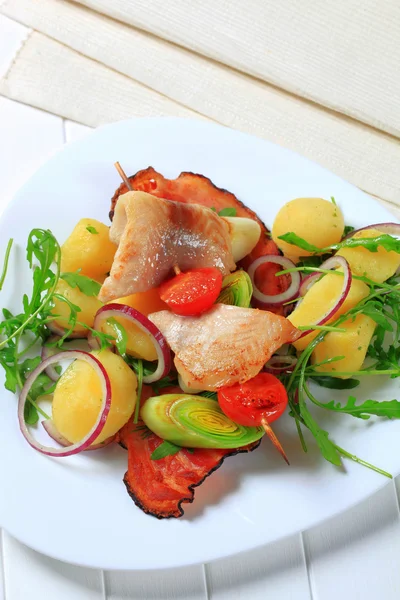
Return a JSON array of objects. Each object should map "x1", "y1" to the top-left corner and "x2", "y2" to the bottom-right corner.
[
  {"x1": 114, "y1": 163, "x2": 290, "y2": 464},
  {"x1": 114, "y1": 163, "x2": 185, "y2": 280}
]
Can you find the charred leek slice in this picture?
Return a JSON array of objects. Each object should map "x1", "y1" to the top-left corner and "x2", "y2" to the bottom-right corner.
[
  {"x1": 141, "y1": 394, "x2": 264, "y2": 448},
  {"x1": 217, "y1": 271, "x2": 253, "y2": 308}
]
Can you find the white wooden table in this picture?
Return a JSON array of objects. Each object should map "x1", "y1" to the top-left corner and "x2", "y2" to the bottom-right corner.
[{"x1": 2, "y1": 15, "x2": 400, "y2": 600}]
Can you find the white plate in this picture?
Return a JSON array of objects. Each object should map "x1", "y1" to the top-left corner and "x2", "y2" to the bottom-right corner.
[{"x1": 0, "y1": 118, "x2": 398, "y2": 571}]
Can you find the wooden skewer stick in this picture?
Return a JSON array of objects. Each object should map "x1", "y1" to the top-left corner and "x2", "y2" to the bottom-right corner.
[
  {"x1": 261, "y1": 418, "x2": 290, "y2": 465},
  {"x1": 114, "y1": 161, "x2": 132, "y2": 191}
]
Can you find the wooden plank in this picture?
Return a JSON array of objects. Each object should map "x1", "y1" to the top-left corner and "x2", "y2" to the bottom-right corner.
[
  {"x1": 303, "y1": 483, "x2": 400, "y2": 599},
  {"x1": 205, "y1": 534, "x2": 311, "y2": 600},
  {"x1": 2, "y1": 533, "x2": 104, "y2": 600},
  {"x1": 104, "y1": 565, "x2": 207, "y2": 600}
]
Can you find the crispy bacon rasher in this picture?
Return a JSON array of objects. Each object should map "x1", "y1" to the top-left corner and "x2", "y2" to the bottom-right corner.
[
  {"x1": 109, "y1": 167, "x2": 287, "y2": 307},
  {"x1": 118, "y1": 418, "x2": 261, "y2": 519}
]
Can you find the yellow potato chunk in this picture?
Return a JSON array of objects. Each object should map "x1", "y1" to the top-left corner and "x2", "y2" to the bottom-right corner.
[
  {"x1": 272, "y1": 198, "x2": 344, "y2": 262},
  {"x1": 337, "y1": 228, "x2": 400, "y2": 283},
  {"x1": 115, "y1": 289, "x2": 168, "y2": 316},
  {"x1": 102, "y1": 289, "x2": 168, "y2": 360},
  {"x1": 52, "y1": 350, "x2": 137, "y2": 444},
  {"x1": 61, "y1": 218, "x2": 117, "y2": 282},
  {"x1": 51, "y1": 279, "x2": 102, "y2": 336},
  {"x1": 312, "y1": 315, "x2": 376, "y2": 379},
  {"x1": 288, "y1": 270, "x2": 369, "y2": 351}
]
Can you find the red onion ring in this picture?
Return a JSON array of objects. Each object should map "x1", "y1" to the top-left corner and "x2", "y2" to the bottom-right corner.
[
  {"x1": 19, "y1": 350, "x2": 111, "y2": 457},
  {"x1": 298, "y1": 256, "x2": 352, "y2": 338},
  {"x1": 247, "y1": 255, "x2": 300, "y2": 305},
  {"x1": 265, "y1": 355, "x2": 297, "y2": 373},
  {"x1": 42, "y1": 336, "x2": 92, "y2": 381},
  {"x1": 299, "y1": 273, "x2": 322, "y2": 297},
  {"x1": 42, "y1": 420, "x2": 115, "y2": 451},
  {"x1": 42, "y1": 419, "x2": 71, "y2": 446},
  {"x1": 342, "y1": 222, "x2": 400, "y2": 241},
  {"x1": 92, "y1": 304, "x2": 171, "y2": 384},
  {"x1": 264, "y1": 355, "x2": 297, "y2": 374},
  {"x1": 41, "y1": 336, "x2": 63, "y2": 381},
  {"x1": 47, "y1": 320, "x2": 83, "y2": 339}
]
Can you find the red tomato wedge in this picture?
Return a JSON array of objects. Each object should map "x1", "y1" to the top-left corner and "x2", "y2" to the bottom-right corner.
[
  {"x1": 218, "y1": 372, "x2": 288, "y2": 427},
  {"x1": 158, "y1": 267, "x2": 223, "y2": 316},
  {"x1": 110, "y1": 168, "x2": 288, "y2": 312}
]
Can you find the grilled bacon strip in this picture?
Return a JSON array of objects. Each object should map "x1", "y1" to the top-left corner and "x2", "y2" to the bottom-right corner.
[{"x1": 118, "y1": 418, "x2": 261, "y2": 519}]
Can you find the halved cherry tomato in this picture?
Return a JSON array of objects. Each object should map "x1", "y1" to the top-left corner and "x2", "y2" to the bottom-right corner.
[
  {"x1": 217, "y1": 372, "x2": 288, "y2": 427},
  {"x1": 159, "y1": 267, "x2": 223, "y2": 316}
]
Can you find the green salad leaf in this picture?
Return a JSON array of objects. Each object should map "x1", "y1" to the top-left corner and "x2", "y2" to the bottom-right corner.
[
  {"x1": 320, "y1": 396, "x2": 400, "y2": 420},
  {"x1": 151, "y1": 440, "x2": 182, "y2": 460},
  {"x1": 218, "y1": 208, "x2": 237, "y2": 217},
  {"x1": 60, "y1": 271, "x2": 101, "y2": 297},
  {"x1": 311, "y1": 375, "x2": 360, "y2": 390},
  {"x1": 278, "y1": 232, "x2": 400, "y2": 255}
]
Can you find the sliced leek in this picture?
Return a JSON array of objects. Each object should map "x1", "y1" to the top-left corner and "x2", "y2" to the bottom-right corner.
[
  {"x1": 141, "y1": 394, "x2": 264, "y2": 448},
  {"x1": 222, "y1": 216, "x2": 261, "y2": 262},
  {"x1": 217, "y1": 270, "x2": 253, "y2": 308}
]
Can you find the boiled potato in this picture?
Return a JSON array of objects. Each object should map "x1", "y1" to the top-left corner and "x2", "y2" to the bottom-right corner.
[
  {"x1": 288, "y1": 271, "x2": 369, "y2": 351},
  {"x1": 61, "y1": 218, "x2": 117, "y2": 282},
  {"x1": 114, "y1": 289, "x2": 168, "y2": 316},
  {"x1": 102, "y1": 289, "x2": 168, "y2": 360},
  {"x1": 337, "y1": 228, "x2": 400, "y2": 283},
  {"x1": 311, "y1": 314, "x2": 376, "y2": 379},
  {"x1": 51, "y1": 279, "x2": 102, "y2": 336},
  {"x1": 272, "y1": 198, "x2": 344, "y2": 262},
  {"x1": 52, "y1": 350, "x2": 137, "y2": 444}
]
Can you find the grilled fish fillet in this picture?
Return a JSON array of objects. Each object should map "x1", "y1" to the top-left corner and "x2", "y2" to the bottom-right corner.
[
  {"x1": 99, "y1": 191, "x2": 235, "y2": 302},
  {"x1": 149, "y1": 304, "x2": 300, "y2": 391}
]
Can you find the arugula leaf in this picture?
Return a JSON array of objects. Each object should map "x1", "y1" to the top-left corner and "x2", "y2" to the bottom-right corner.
[
  {"x1": 361, "y1": 302, "x2": 393, "y2": 331},
  {"x1": 278, "y1": 232, "x2": 400, "y2": 255},
  {"x1": 24, "y1": 401, "x2": 39, "y2": 425},
  {"x1": 0, "y1": 238, "x2": 13, "y2": 291},
  {"x1": 277, "y1": 233, "x2": 322, "y2": 253},
  {"x1": 60, "y1": 271, "x2": 101, "y2": 297},
  {"x1": 86, "y1": 226, "x2": 99, "y2": 234},
  {"x1": 343, "y1": 225, "x2": 355, "y2": 238},
  {"x1": 106, "y1": 317, "x2": 127, "y2": 356},
  {"x1": 1, "y1": 361, "x2": 17, "y2": 393},
  {"x1": 321, "y1": 396, "x2": 400, "y2": 420},
  {"x1": 199, "y1": 391, "x2": 218, "y2": 400},
  {"x1": 151, "y1": 440, "x2": 182, "y2": 460},
  {"x1": 300, "y1": 399, "x2": 342, "y2": 466},
  {"x1": 133, "y1": 359, "x2": 143, "y2": 424},
  {"x1": 297, "y1": 254, "x2": 331, "y2": 268},
  {"x1": 218, "y1": 208, "x2": 237, "y2": 217},
  {"x1": 311, "y1": 375, "x2": 360, "y2": 390}
]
